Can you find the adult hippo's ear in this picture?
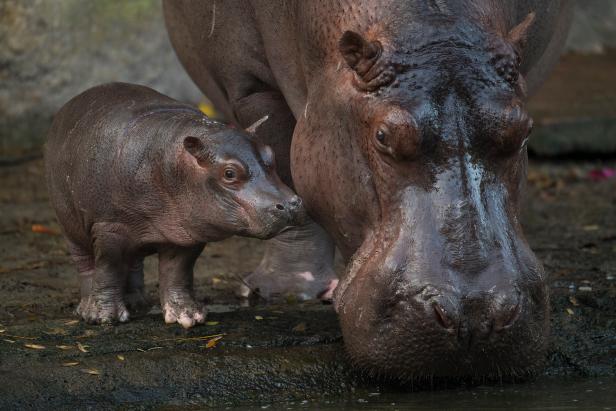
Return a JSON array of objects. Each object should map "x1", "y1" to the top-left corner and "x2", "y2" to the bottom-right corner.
[
  {"x1": 183, "y1": 136, "x2": 212, "y2": 168},
  {"x1": 508, "y1": 12, "x2": 535, "y2": 51},
  {"x1": 339, "y1": 31, "x2": 383, "y2": 81}
]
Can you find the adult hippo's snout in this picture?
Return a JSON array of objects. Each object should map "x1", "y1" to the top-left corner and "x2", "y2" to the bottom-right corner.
[{"x1": 334, "y1": 173, "x2": 549, "y2": 380}]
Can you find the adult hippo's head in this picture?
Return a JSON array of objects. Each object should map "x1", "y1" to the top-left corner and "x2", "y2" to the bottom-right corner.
[{"x1": 291, "y1": 11, "x2": 548, "y2": 381}]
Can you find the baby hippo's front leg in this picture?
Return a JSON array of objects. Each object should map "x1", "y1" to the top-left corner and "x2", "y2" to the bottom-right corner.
[{"x1": 158, "y1": 245, "x2": 207, "y2": 329}]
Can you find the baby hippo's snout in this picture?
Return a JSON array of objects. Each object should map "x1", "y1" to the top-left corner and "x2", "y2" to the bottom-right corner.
[
  {"x1": 253, "y1": 187, "x2": 305, "y2": 238},
  {"x1": 272, "y1": 194, "x2": 303, "y2": 219}
]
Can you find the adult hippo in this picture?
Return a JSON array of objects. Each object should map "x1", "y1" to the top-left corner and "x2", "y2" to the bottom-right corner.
[{"x1": 163, "y1": 1, "x2": 572, "y2": 380}]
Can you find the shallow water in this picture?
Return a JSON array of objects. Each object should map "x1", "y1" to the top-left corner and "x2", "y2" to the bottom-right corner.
[{"x1": 248, "y1": 378, "x2": 616, "y2": 410}]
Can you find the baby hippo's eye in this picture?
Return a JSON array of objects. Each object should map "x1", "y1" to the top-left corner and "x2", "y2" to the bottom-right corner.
[
  {"x1": 220, "y1": 162, "x2": 246, "y2": 187},
  {"x1": 376, "y1": 129, "x2": 386, "y2": 145}
]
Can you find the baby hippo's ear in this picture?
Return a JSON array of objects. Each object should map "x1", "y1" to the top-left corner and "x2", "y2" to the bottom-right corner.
[{"x1": 183, "y1": 136, "x2": 212, "y2": 168}]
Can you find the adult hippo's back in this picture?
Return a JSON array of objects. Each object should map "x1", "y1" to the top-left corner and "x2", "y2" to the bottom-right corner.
[{"x1": 164, "y1": 1, "x2": 572, "y2": 380}]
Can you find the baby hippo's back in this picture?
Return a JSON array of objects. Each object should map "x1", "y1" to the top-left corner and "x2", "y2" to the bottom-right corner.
[{"x1": 45, "y1": 82, "x2": 219, "y2": 248}]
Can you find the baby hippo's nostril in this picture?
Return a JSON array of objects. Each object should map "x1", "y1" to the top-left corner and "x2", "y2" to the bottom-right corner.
[
  {"x1": 288, "y1": 195, "x2": 301, "y2": 209},
  {"x1": 275, "y1": 203, "x2": 285, "y2": 211}
]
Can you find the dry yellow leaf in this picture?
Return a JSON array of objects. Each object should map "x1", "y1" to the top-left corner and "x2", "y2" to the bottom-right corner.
[
  {"x1": 0, "y1": 329, "x2": 6, "y2": 333},
  {"x1": 117, "y1": 355, "x2": 125, "y2": 361},
  {"x1": 81, "y1": 369, "x2": 100, "y2": 375},
  {"x1": 206, "y1": 321, "x2": 219, "y2": 326},
  {"x1": 254, "y1": 315, "x2": 264, "y2": 321},
  {"x1": 24, "y1": 343, "x2": 46, "y2": 350},
  {"x1": 566, "y1": 308, "x2": 574, "y2": 315},
  {"x1": 56, "y1": 345, "x2": 72, "y2": 350},
  {"x1": 205, "y1": 336, "x2": 223, "y2": 349},
  {"x1": 62, "y1": 362, "x2": 79, "y2": 367},
  {"x1": 3, "y1": 339, "x2": 16, "y2": 344},
  {"x1": 64, "y1": 320, "x2": 80, "y2": 326},
  {"x1": 76, "y1": 342, "x2": 89, "y2": 353}
]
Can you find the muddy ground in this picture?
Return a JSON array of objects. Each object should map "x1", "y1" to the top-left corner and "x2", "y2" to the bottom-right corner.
[{"x1": 0, "y1": 157, "x2": 615, "y2": 409}]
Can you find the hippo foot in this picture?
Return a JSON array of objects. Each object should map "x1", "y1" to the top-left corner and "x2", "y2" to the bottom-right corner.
[
  {"x1": 162, "y1": 293, "x2": 206, "y2": 329},
  {"x1": 76, "y1": 294, "x2": 130, "y2": 324},
  {"x1": 124, "y1": 289, "x2": 149, "y2": 312}
]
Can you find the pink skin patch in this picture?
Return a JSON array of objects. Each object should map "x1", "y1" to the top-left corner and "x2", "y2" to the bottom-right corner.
[
  {"x1": 296, "y1": 271, "x2": 315, "y2": 282},
  {"x1": 319, "y1": 279, "x2": 339, "y2": 302}
]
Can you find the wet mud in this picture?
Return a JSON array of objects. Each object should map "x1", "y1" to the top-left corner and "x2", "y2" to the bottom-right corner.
[{"x1": 0, "y1": 158, "x2": 615, "y2": 408}]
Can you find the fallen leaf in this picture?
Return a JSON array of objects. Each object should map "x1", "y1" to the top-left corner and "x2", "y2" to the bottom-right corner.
[
  {"x1": 0, "y1": 329, "x2": 5, "y2": 333},
  {"x1": 3, "y1": 339, "x2": 16, "y2": 343},
  {"x1": 24, "y1": 343, "x2": 46, "y2": 350},
  {"x1": 566, "y1": 308, "x2": 574, "y2": 316},
  {"x1": 147, "y1": 346, "x2": 163, "y2": 351},
  {"x1": 583, "y1": 225, "x2": 599, "y2": 231},
  {"x1": 56, "y1": 345, "x2": 72, "y2": 350},
  {"x1": 136, "y1": 348, "x2": 146, "y2": 352},
  {"x1": 64, "y1": 320, "x2": 80, "y2": 326},
  {"x1": 44, "y1": 328, "x2": 67, "y2": 336},
  {"x1": 81, "y1": 369, "x2": 100, "y2": 375},
  {"x1": 206, "y1": 321, "x2": 219, "y2": 326},
  {"x1": 76, "y1": 342, "x2": 89, "y2": 353},
  {"x1": 31, "y1": 224, "x2": 60, "y2": 235},
  {"x1": 254, "y1": 315, "x2": 264, "y2": 321},
  {"x1": 292, "y1": 322, "x2": 307, "y2": 332},
  {"x1": 205, "y1": 336, "x2": 223, "y2": 349},
  {"x1": 62, "y1": 362, "x2": 79, "y2": 367},
  {"x1": 117, "y1": 355, "x2": 125, "y2": 361}
]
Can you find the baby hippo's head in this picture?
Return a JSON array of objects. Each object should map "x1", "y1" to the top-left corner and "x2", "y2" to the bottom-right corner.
[{"x1": 180, "y1": 124, "x2": 304, "y2": 241}]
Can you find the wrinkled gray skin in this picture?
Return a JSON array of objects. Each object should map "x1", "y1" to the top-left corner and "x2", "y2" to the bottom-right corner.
[
  {"x1": 164, "y1": 1, "x2": 572, "y2": 379},
  {"x1": 45, "y1": 83, "x2": 303, "y2": 328}
]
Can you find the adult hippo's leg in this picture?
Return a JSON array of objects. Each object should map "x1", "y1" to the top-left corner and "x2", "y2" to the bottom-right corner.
[
  {"x1": 163, "y1": 0, "x2": 337, "y2": 301},
  {"x1": 233, "y1": 91, "x2": 338, "y2": 301}
]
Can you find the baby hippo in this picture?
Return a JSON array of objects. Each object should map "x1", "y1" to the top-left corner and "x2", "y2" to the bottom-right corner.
[{"x1": 45, "y1": 82, "x2": 303, "y2": 328}]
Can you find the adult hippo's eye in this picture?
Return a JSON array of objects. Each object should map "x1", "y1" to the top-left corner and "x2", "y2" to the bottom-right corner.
[
  {"x1": 374, "y1": 128, "x2": 391, "y2": 154},
  {"x1": 224, "y1": 169, "x2": 236, "y2": 180}
]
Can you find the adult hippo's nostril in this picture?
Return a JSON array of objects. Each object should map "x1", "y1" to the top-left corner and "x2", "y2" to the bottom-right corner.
[
  {"x1": 433, "y1": 302, "x2": 456, "y2": 331},
  {"x1": 493, "y1": 300, "x2": 522, "y2": 332},
  {"x1": 275, "y1": 203, "x2": 285, "y2": 211}
]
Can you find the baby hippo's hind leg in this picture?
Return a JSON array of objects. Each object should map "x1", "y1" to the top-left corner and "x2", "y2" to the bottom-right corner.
[
  {"x1": 158, "y1": 245, "x2": 206, "y2": 329},
  {"x1": 75, "y1": 224, "x2": 131, "y2": 324},
  {"x1": 124, "y1": 258, "x2": 148, "y2": 311}
]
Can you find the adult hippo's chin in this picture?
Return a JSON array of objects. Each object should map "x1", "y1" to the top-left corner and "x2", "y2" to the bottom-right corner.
[{"x1": 164, "y1": 0, "x2": 572, "y2": 381}]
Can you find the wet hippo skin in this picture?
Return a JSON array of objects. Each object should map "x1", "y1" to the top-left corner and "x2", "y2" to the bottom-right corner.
[
  {"x1": 45, "y1": 82, "x2": 303, "y2": 328},
  {"x1": 164, "y1": 1, "x2": 572, "y2": 379}
]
